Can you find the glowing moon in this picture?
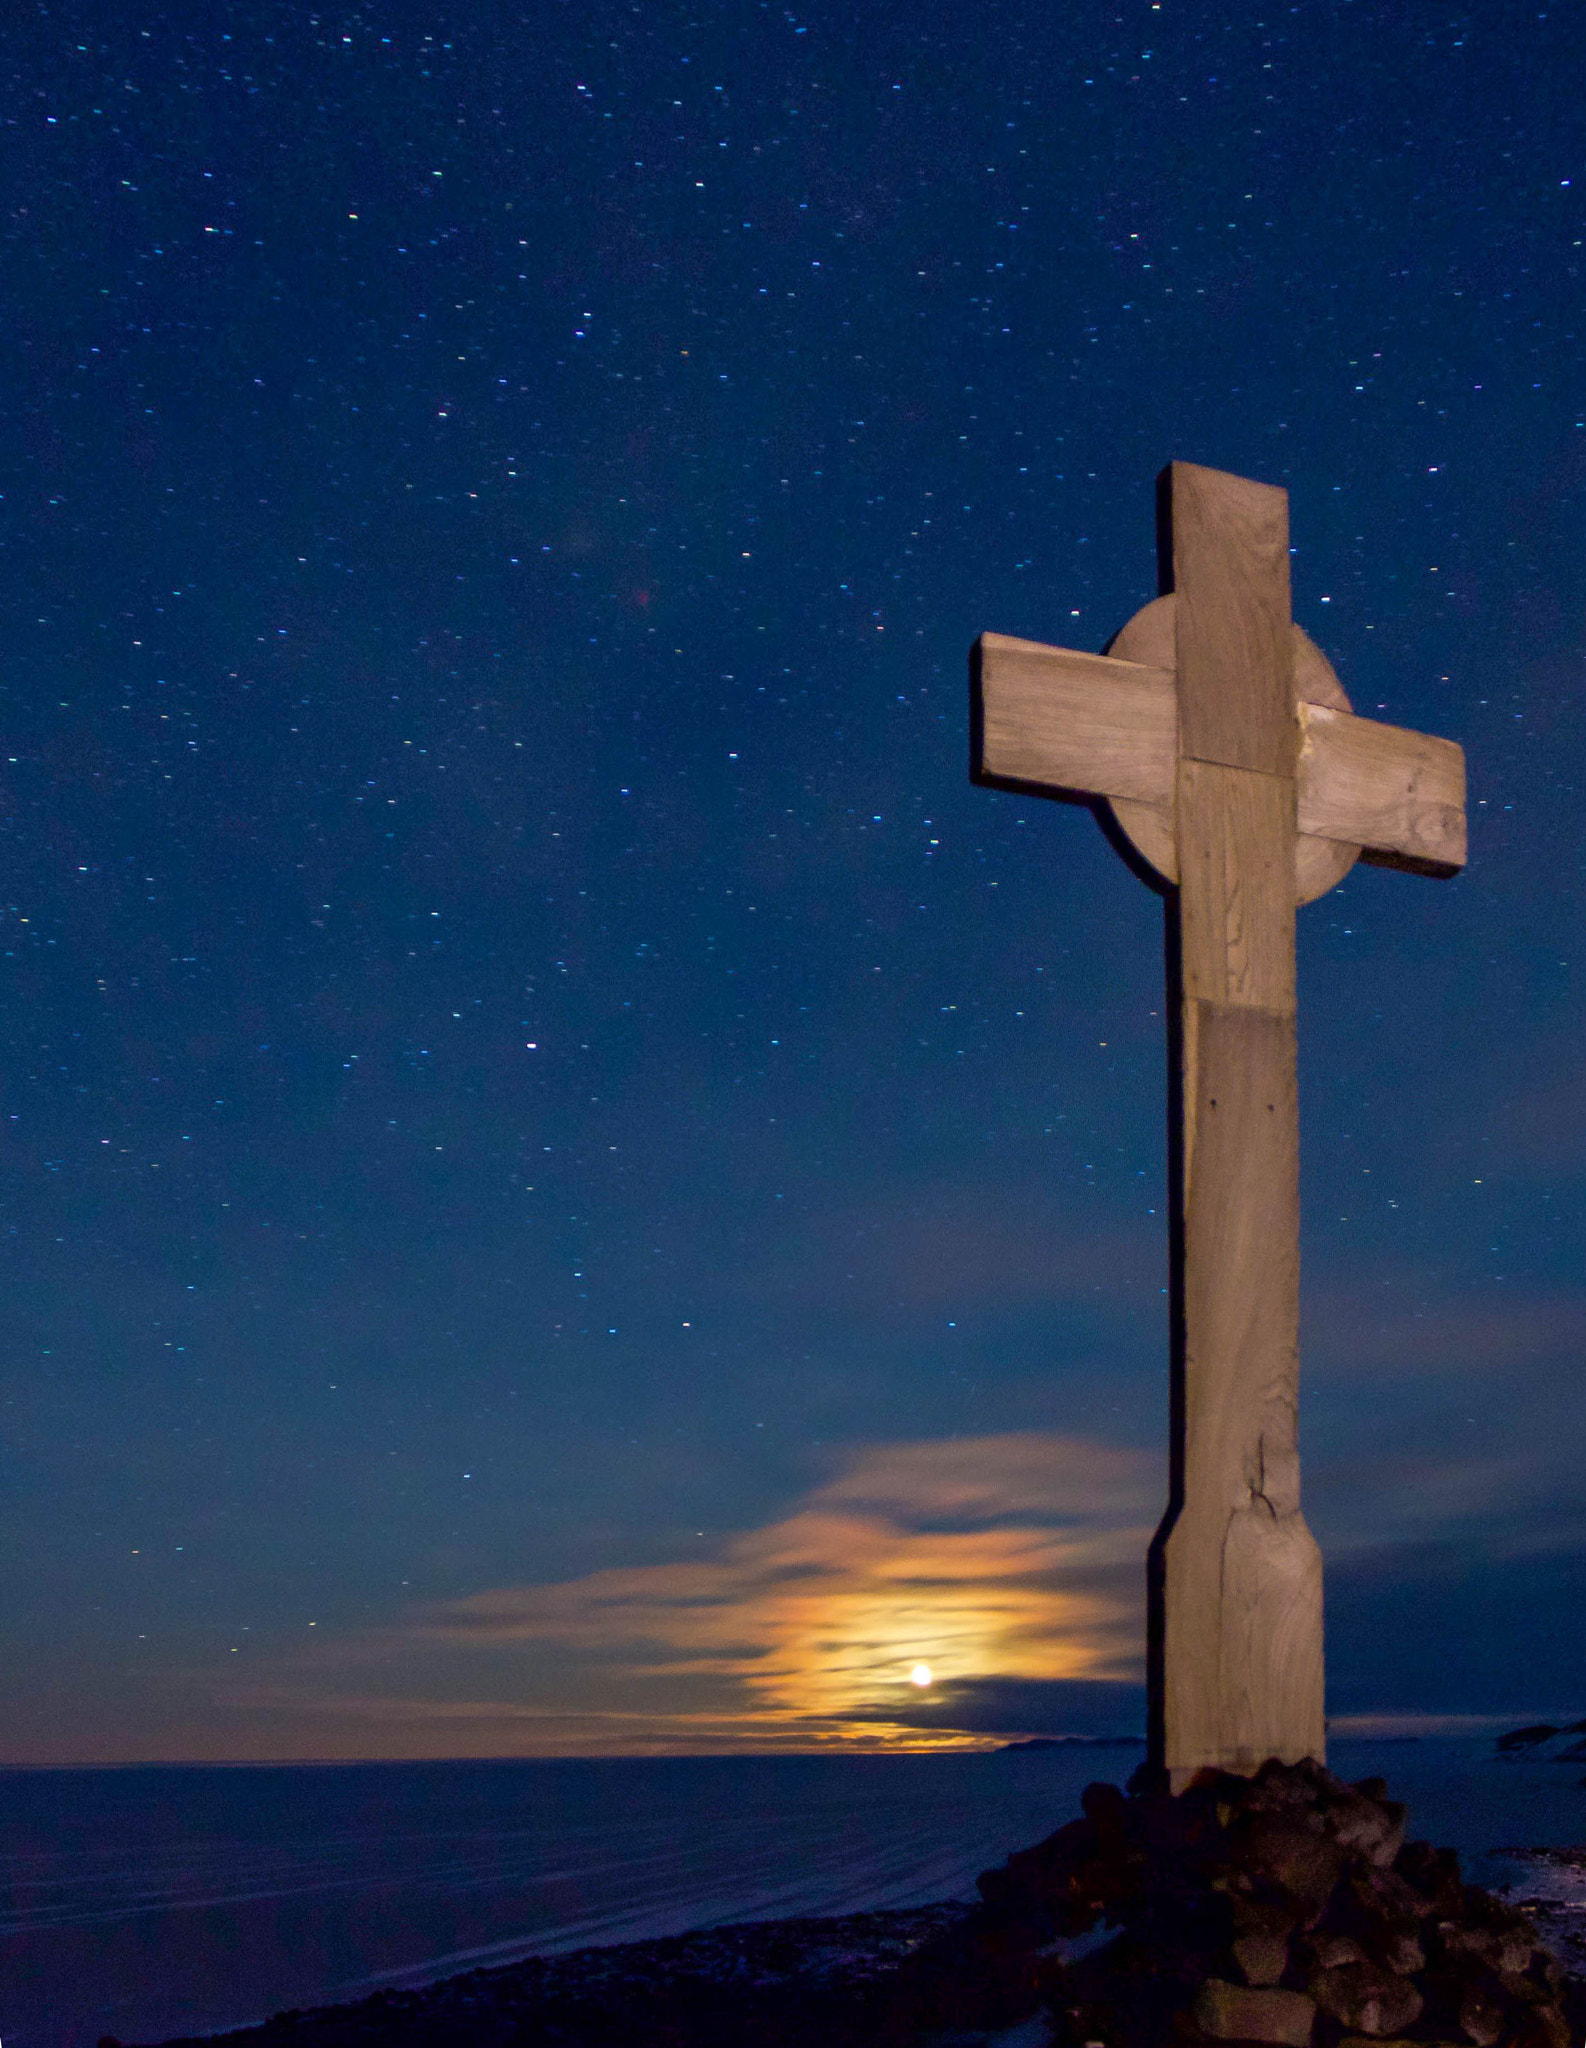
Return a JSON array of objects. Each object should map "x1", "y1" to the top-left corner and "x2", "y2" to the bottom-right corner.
[{"x1": 909, "y1": 1663, "x2": 933, "y2": 1688}]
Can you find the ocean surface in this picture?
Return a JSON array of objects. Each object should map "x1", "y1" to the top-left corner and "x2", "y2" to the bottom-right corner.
[{"x1": 1, "y1": 1739, "x2": 1583, "y2": 2048}]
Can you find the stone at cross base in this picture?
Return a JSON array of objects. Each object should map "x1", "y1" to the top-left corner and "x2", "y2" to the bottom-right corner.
[{"x1": 970, "y1": 461, "x2": 1467, "y2": 1790}]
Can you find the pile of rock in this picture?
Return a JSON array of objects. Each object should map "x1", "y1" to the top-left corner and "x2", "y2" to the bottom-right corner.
[{"x1": 886, "y1": 1757, "x2": 1578, "y2": 2046}]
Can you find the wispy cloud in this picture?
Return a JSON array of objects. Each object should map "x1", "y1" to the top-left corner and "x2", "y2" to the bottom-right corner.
[
  {"x1": 1326, "y1": 1712, "x2": 1530, "y2": 1738},
  {"x1": 227, "y1": 1432, "x2": 1159, "y2": 1755},
  {"x1": 1311, "y1": 1445, "x2": 1553, "y2": 1545},
  {"x1": 1307, "y1": 1282, "x2": 1586, "y2": 1380}
]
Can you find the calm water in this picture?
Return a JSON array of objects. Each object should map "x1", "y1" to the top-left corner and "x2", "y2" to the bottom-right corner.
[{"x1": 0, "y1": 1740, "x2": 1582, "y2": 2048}]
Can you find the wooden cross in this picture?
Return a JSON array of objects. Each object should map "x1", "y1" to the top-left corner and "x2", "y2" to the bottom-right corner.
[{"x1": 971, "y1": 462, "x2": 1466, "y2": 1788}]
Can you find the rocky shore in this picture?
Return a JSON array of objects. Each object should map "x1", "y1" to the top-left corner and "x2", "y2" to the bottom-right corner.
[
  {"x1": 112, "y1": 1759, "x2": 1585, "y2": 2048},
  {"x1": 103, "y1": 1904, "x2": 972, "y2": 2048}
]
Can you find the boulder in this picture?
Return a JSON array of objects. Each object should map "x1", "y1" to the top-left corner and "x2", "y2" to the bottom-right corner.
[
  {"x1": 1512, "y1": 2006, "x2": 1573, "y2": 2048},
  {"x1": 1230, "y1": 1814, "x2": 1347, "y2": 1925},
  {"x1": 1372, "y1": 1923, "x2": 1426, "y2": 1975},
  {"x1": 1303, "y1": 1931, "x2": 1366, "y2": 1970},
  {"x1": 1191, "y1": 1976, "x2": 1316, "y2": 2044},
  {"x1": 1231, "y1": 1929, "x2": 1290, "y2": 1986},
  {"x1": 1457, "y1": 1972, "x2": 1512, "y2": 2045},
  {"x1": 1328, "y1": 1787, "x2": 1408, "y2": 1867},
  {"x1": 1443, "y1": 1917, "x2": 1538, "y2": 1978},
  {"x1": 1308, "y1": 1956, "x2": 1423, "y2": 2034}
]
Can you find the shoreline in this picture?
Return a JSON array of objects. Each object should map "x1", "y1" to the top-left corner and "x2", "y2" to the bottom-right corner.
[
  {"x1": 103, "y1": 1845, "x2": 1586, "y2": 2048},
  {"x1": 109, "y1": 1902, "x2": 975, "y2": 2047}
]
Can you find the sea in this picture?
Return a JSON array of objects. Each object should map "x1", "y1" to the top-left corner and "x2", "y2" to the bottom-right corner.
[{"x1": 1, "y1": 1738, "x2": 1583, "y2": 2048}]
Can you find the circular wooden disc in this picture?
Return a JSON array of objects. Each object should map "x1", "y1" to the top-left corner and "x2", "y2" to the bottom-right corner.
[{"x1": 1103, "y1": 593, "x2": 1359, "y2": 907}]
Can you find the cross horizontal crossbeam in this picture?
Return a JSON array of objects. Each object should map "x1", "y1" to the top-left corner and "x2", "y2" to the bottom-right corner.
[{"x1": 974, "y1": 630, "x2": 1466, "y2": 879}]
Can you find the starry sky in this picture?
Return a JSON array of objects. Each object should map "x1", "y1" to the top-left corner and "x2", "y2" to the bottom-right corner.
[{"x1": 3, "y1": 1, "x2": 1584, "y2": 1762}]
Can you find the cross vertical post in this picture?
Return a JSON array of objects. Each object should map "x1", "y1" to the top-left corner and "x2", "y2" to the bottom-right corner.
[
  {"x1": 1155, "y1": 463, "x2": 1321, "y2": 1788},
  {"x1": 968, "y1": 459, "x2": 1466, "y2": 1788}
]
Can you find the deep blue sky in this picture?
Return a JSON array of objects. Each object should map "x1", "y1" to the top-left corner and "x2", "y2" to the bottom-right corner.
[{"x1": 3, "y1": 0, "x2": 1583, "y2": 1760}]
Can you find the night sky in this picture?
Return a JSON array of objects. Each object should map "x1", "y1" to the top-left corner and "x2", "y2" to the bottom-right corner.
[{"x1": 4, "y1": 1, "x2": 1584, "y2": 1763}]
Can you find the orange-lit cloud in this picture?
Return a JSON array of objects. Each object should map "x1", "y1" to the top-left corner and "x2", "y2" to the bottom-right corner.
[
  {"x1": 409, "y1": 1433, "x2": 1152, "y2": 1723},
  {"x1": 222, "y1": 1431, "x2": 1158, "y2": 1757}
]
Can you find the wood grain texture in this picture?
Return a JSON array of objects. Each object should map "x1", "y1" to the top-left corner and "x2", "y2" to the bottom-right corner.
[
  {"x1": 972, "y1": 632, "x2": 1175, "y2": 802},
  {"x1": 1298, "y1": 700, "x2": 1467, "y2": 875},
  {"x1": 1176, "y1": 759, "x2": 1296, "y2": 1015},
  {"x1": 1111, "y1": 594, "x2": 1348, "y2": 711},
  {"x1": 1163, "y1": 999, "x2": 1324, "y2": 1785},
  {"x1": 1165, "y1": 463, "x2": 1323, "y2": 1783},
  {"x1": 1107, "y1": 595, "x2": 1358, "y2": 904},
  {"x1": 1171, "y1": 463, "x2": 1297, "y2": 778}
]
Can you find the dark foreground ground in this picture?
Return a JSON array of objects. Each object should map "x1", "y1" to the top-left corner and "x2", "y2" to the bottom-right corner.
[
  {"x1": 104, "y1": 1904, "x2": 972, "y2": 2048},
  {"x1": 110, "y1": 1763, "x2": 1586, "y2": 2048}
]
